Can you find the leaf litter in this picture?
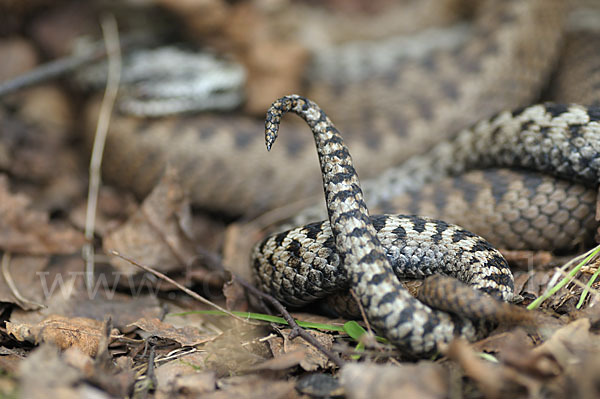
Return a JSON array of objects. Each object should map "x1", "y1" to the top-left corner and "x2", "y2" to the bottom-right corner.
[{"x1": 1, "y1": 1, "x2": 600, "y2": 399}]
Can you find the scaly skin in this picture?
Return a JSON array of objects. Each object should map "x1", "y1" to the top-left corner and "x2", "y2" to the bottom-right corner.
[
  {"x1": 256, "y1": 95, "x2": 518, "y2": 356},
  {"x1": 254, "y1": 95, "x2": 600, "y2": 355}
]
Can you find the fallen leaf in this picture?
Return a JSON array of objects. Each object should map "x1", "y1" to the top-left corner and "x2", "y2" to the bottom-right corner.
[
  {"x1": 9, "y1": 260, "x2": 163, "y2": 330},
  {"x1": 340, "y1": 362, "x2": 448, "y2": 399},
  {"x1": 103, "y1": 167, "x2": 198, "y2": 277},
  {"x1": 18, "y1": 344, "x2": 88, "y2": 399},
  {"x1": 129, "y1": 317, "x2": 219, "y2": 347},
  {"x1": 202, "y1": 374, "x2": 297, "y2": 399},
  {"x1": 268, "y1": 328, "x2": 334, "y2": 371},
  {"x1": 533, "y1": 318, "x2": 599, "y2": 368},
  {"x1": 154, "y1": 351, "x2": 215, "y2": 398},
  {"x1": 0, "y1": 347, "x2": 27, "y2": 375},
  {"x1": 202, "y1": 318, "x2": 271, "y2": 377},
  {"x1": 0, "y1": 175, "x2": 85, "y2": 254},
  {"x1": 19, "y1": 343, "x2": 131, "y2": 399},
  {"x1": 444, "y1": 339, "x2": 537, "y2": 398},
  {"x1": 254, "y1": 350, "x2": 306, "y2": 371},
  {"x1": 7, "y1": 315, "x2": 119, "y2": 357}
]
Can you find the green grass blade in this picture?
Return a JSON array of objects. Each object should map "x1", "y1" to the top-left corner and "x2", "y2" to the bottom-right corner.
[
  {"x1": 577, "y1": 261, "x2": 600, "y2": 309},
  {"x1": 169, "y1": 310, "x2": 345, "y2": 332},
  {"x1": 527, "y1": 244, "x2": 600, "y2": 310}
]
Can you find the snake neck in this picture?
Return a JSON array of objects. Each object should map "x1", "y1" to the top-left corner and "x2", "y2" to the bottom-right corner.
[
  {"x1": 265, "y1": 95, "x2": 379, "y2": 265},
  {"x1": 263, "y1": 95, "x2": 477, "y2": 355}
]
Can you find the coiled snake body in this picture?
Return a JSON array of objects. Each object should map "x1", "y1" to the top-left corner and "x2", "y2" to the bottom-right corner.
[{"x1": 252, "y1": 95, "x2": 600, "y2": 356}]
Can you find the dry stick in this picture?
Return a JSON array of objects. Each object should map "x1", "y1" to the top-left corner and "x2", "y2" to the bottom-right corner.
[
  {"x1": 349, "y1": 288, "x2": 372, "y2": 334},
  {"x1": 109, "y1": 251, "x2": 252, "y2": 325},
  {"x1": 232, "y1": 275, "x2": 345, "y2": 368},
  {"x1": 0, "y1": 32, "x2": 152, "y2": 97},
  {"x1": 114, "y1": 249, "x2": 346, "y2": 369},
  {"x1": 191, "y1": 246, "x2": 346, "y2": 367},
  {"x1": 83, "y1": 14, "x2": 122, "y2": 291},
  {"x1": 0, "y1": 253, "x2": 45, "y2": 310}
]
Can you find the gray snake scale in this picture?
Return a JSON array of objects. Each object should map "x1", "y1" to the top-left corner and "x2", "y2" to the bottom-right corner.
[{"x1": 253, "y1": 95, "x2": 600, "y2": 356}]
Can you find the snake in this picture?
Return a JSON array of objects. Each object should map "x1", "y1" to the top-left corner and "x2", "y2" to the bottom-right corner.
[
  {"x1": 76, "y1": 0, "x2": 600, "y2": 354},
  {"x1": 252, "y1": 95, "x2": 600, "y2": 356},
  {"x1": 88, "y1": 0, "x2": 570, "y2": 218}
]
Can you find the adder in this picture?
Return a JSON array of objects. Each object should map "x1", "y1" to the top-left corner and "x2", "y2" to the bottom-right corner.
[
  {"x1": 253, "y1": 95, "x2": 600, "y2": 356},
  {"x1": 81, "y1": 0, "x2": 600, "y2": 354}
]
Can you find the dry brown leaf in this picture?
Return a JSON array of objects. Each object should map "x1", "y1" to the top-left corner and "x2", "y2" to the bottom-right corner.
[
  {"x1": 446, "y1": 338, "x2": 549, "y2": 398},
  {"x1": 7, "y1": 315, "x2": 118, "y2": 357},
  {"x1": 129, "y1": 317, "x2": 219, "y2": 347},
  {"x1": 154, "y1": 352, "x2": 215, "y2": 398},
  {"x1": 8, "y1": 258, "x2": 163, "y2": 330},
  {"x1": 268, "y1": 328, "x2": 334, "y2": 371},
  {"x1": 473, "y1": 328, "x2": 534, "y2": 354},
  {"x1": 501, "y1": 249, "x2": 553, "y2": 270},
  {"x1": 202, "y1": 375, "x2": 298, "y2": 399},
  {"x1": 340, "y1": 362, "x2": 448, "y2": 399},
  {"x1": 104, "y1": 167, "x2": 197, "y2": 276},
  {"x1": 254, "y1": 349, "x2": 306, "y2": 371},
  {"x1": 223, "y1": 279, "x2": 248, "y2": 312},
  {"x1": 0, "y1": 347, "x2": 26, "y2": 375},
  {"x1": 19, "y1": 344, "x2": 131, "y2": 399},
  {"x1": 0, "y1": 175, "x2": 85, "y2": 254},
  {"x1": 18, "y1": 344, "x2": 90, "y2": 399},
  {"x1": 69, "y1": 186, "x2": 138, "y2": 236},
  {"x1": 202, "y1": 319, "x2": 271, "y2": 376},
  {"x1": 533, "y1": 317, "x2": 600, "y2": 368}
]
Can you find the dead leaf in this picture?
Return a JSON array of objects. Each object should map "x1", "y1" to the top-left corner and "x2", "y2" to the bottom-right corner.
[
  {"x1": 268, "y1": 328, "x2": 334, "y2": 371},
  {"x1": 533, "y1": 318, "x2": 600, "y2": 368},
  {"x1": 223, "y1": 279, "x2": 248, "y2": 312},
  {"x1": 18, "y1": 344, "x2": 89, "y2": 399},
  {"x1": 254, "y1": 350, "x2": 306, "y2": 371},
  {"x1": 9, "y1": 257, "x2": 163, "y2": 330},
  {"x1": 340, "y1": 362, "x2": 448, "y2": 399},
  {"x1": 0, "y1": 347, "x2": 27, "y2": 375},
  {"x1": 103, "y1": 167, "x2": 198, "y2": 276},
  {"x1": 129, "y1": 317, "x2": 219, "y2": 347},
  {"x1": 19, "y1": 343, "x2": 131, "y2": 399},
  {"x1": 473, "y1": 328, "x2": 534, "y2": 354},
  {"x1": 202, "y1": 318, "x2": 271, "y2": 377},
  {"x1": 69, "y1": 186, "x2": 138, "y2": 236},
  {"x1": 202, "y1": 374, "x2": 298, "y2": 399},
  {"x1": 0, "y1": 175, "x2": 85, "y2": 254},
  {"x1": 7, "y1": 315, "x2": 119, "y2": 357},
  {"x1": 154, "y1": 351, "x2": 215, "y2": 398}
]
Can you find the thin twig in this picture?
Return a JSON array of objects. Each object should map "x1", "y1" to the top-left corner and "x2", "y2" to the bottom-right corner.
[
  {"x1": 1, "y1": 253, "x2": 45, "y2": 310},
  {"x1": 0, "y1": 32, "x2": 153, "y2": 97},
  {"x1": 349, "y1": 288, "x2": 372, "y2": 334},
  {"x1": 83, "y1": 14, "x2": 122, "y2": 291},
  {"x1": 110, "y1": 251, "x2": 253, "y2": 325},
  {"x1": 233, "y1": 275, "x2": 345, "y2": 368},
  {"x1": 184, "y1": 246, "x2": 345, "y2": 367}
]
